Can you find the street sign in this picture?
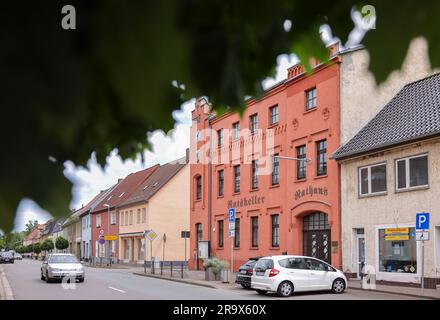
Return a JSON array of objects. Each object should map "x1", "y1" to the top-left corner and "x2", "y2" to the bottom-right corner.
[
  {"x1": 228, "y1": 208, "x2": 236, "y2": 222},
  {"x1": 104, "y1": 235, "x2": 118, "y2": 241},
  {"x1": 228, "y1": 230, "x2": 235, "y2": 238},
  {"x1": 181, "y1": 231, "x2": 190, "y2": 238},
  {"x1": 99, "y1": 238, "x2": 105, "y2": 245},
  {"x1": 145, "y1": 229, "x2": 158, "y2": 241},
  {"x1": 99, "y1": 229, "x2": 105, "y2": 236},
  {"x1": 416, "y1": 231, "x2": 430, "y2": 241},
  {"x1": 228, "y1": 221, "x2": 235, "y2": 231},
  {"x1": 416, "y1": 212, "x2": 430, "y2": 230}
]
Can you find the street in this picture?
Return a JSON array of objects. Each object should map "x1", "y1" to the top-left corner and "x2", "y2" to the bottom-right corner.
[{"x1": 1, "y1": 259, "x2": 425, "y2": 300}]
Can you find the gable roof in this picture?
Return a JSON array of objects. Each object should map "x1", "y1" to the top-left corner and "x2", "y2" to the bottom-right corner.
[
  {"x1": 51, "y1": 218, "x2": 66, "y2": 234},
  {"x1": 91, "y1": 165, "x2": 159, "y2": 213},
  {"x1": 118, "y1": 157, "x2": 187, "y2": 208},
  {"x1": 333, "y1": 73, "x2": 440, "y2": 160}
]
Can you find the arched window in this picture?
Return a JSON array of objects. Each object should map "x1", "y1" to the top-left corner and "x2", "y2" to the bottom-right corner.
[
  {"x1": 195, "y1": 175, "x2": 202, "y2": 200},
  {"x1": 303, "y1": 212, "x2": 330, "y2": 231}
]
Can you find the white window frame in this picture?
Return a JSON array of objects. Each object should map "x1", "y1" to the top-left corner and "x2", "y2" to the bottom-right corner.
[
  {"x1": 96, "y1": 215, "x2": 101, "y2": 228},
  {"x1": 395, "y1": 154, "x2": 429, "y2": 191},
  {"x1": 358, "y1": 162, "x2": 387, "y2": 196},
  {"x1": 110, "y1": 211, "x2": 116, "y2": 225}
]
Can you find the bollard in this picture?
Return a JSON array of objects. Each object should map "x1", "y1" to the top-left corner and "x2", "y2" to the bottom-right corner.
[
  {"x1": 171, "y1": 261, "x2": 173, "y2": 277},
  {"x1": 181, "y1": 262, "x2": 184, "y2": 279},
  {"x1": 161, "y1": 261, "x2": 163, "y2": 276}
]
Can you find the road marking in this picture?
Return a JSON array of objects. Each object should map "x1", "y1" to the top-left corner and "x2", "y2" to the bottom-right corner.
[
  {"x1": 108, "y1": 286, "x2": 126, "y2": 294},
  {"x1": 0, "y1": 265, "x2": 14, "y2": 300}
]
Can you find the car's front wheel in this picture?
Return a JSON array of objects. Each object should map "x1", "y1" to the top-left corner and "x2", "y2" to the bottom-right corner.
[
  {"x1": 256, "y1": 290, "x2": 267, "y2": 295},
  {"x1": 331, "y1": 278, "x2": 346, "y2": 294},
  {"x1": 277, "y1": 281, "x2": 294, "y2": 297},
  {"x1": 41, "y1": 272, "x2": 45, "y2": 281},
  {"x1": 45, "y1": 272, "x2": 52, "y2": 283}
]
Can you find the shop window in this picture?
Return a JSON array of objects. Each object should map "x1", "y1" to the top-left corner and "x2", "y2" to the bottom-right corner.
[
  {"x1": 378, "y1": 227, "x2": 417, "y2": 274},
  {"x1": 396, "y1": 154, "x2": 428, "y2": 191},
  {"x1": 359, "y1": 163, "x2": 387, "y2": 196}
]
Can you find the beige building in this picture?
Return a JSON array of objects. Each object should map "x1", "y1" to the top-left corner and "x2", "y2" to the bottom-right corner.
[
  {"x1": 334, "y1": 73, "x2": 440, "y2": 288},
  {"x1": 117, "y1": 157, "x2": 190, "y2": 265}
]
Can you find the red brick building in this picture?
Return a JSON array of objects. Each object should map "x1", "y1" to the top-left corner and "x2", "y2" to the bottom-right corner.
[{"x1": 189, "y1": 52, "x2": 342, "y2": 271}]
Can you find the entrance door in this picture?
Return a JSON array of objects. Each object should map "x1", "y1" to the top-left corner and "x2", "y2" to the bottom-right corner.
[
  {"x1": 303, "y1": 212, "x2": 331, "y2": 264},
  {"x1": 355, "y1": 232, "x2": 366, "y2": 278}
]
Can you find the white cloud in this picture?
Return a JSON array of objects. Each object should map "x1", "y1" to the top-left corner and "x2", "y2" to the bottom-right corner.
[{"x1": 14, "y1": 199, "x2": 53, "y2": 232}]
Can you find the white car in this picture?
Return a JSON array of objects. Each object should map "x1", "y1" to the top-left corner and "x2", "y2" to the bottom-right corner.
[
  {"x1": 41, "y1": 253, "x2": 85, "y2": 283},
  {"x1": 251, "y1": 255, "x2": 347, "y2": 297}
]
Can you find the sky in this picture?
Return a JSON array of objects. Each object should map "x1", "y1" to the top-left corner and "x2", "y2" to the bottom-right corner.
[{"x1": 12, "y1": 12, "x2": 373, "y2": 232}]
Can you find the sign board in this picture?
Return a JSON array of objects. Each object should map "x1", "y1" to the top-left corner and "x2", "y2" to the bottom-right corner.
[
  {"x1": 145, "y1": 230, "x2": 158, "y2": 241},
  {"x1": 385, "y1": 228, "x2": 409, "y2": 235},
  {"x1": 228, "y1": 221, "x2": 235, "y2": 231},
  {"x1": 416, "y1": 212, "x2": 430, "y2": 230},
  {"x1": 198, "y1": 241, "x2": 209, "y2": 259},
  {"x1": 416, "y1": 231, "x2": 429, "y2": 241},
  {"x1": 228, "y1": 230, "x2": 235, "y2": 238},
  {"x1": 384, "y1": 227, "x2": 409, "y2": 241},
  {"x1": 104, "y1": 235, "x2": 118, "y2": 241},
  {"x1": 99, "y1": 238, "x2": 105, "y2": 245},
  {"x1": 385, "y1": 235, "x2": 409, "y2": 241},
  {"x1": 228, "y1": 208, "x2": 236, "y2": 222},
  {"x1": 99, "y1": 229, "x2": 105, "y2": 236},
  {"x1": 181, "y1": 231, "x2": 190, "y2": 238}
]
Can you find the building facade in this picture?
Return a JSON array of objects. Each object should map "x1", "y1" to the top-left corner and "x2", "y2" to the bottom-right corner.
[
  {"x1": 190, "y1": 47, "x2": 344, "y2": 271},
  {"x1": 334, "y1": 73, "x2": 440, "y2": 288},
  {"x1": 117, "y1": 157, "x2": 190, "y2": 264},
  {"x1": 62, "y1": 212, "x2": 82, "y2": 259}
]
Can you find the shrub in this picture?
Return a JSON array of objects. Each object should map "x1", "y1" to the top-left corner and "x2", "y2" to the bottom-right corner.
[
  {"x1": 41, "y1": 239, "x2": 54, "y2": 252},
  {"x1": 55, "y1": 236, "x2": 69, "y2": 251},
  {"x1": 203, "y1": 257, "x2": 227, "y2": 275}
]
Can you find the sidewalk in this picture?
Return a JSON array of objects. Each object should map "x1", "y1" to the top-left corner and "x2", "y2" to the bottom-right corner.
[
  {"x1": 0, "y1": 265, "x2": 14, "y2": 300},
  {"x1": 348, "y1": 279, "x2": 440, "y2": 300},
  {"x1": 133, "y1": 269, "x2": 240, "y2": 290}
]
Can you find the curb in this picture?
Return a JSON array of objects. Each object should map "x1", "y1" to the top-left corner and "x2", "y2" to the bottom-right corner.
[
  {"x1": 0, "y1": 266, "x2": 14, "y2": 300},
  {"x1": 133, "y1": 272, "x2": 218, "y2": 289},
  {"x1": 348, "y1": 285, "x2": 439, "y2": 300}
]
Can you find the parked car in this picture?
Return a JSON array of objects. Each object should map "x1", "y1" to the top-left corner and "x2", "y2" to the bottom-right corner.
[
  {"x1": 235, "y1": 257, "x2": 261, "y2": 288},
  {"x1": 41, "y1": 253, "x2": 85, "y2": 283},
  {"x1": 0, "y1": 251, "x2": 15, "y2": 264},
  {"x1": 14, "y1": 253, "x2": 23, "y2": 260},
  {"x1": 251, "y1": 255, "x2": 347, "y2": 297}
]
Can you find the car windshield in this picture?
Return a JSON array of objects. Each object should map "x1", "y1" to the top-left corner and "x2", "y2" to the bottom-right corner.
[
  {"x1": 245, "y1": 260, "x2": 257, "y2": 267},
  {"x1": 49, "y1": 255, "x2": 79, "y2": 264}
]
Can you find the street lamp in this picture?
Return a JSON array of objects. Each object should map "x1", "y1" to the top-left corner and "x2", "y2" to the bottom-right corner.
[{"x1": 103, "y1": 204, "x2": 111, "y2": 267}]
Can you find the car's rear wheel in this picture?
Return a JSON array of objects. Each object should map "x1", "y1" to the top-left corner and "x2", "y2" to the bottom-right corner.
[
  {"x1": 256, "y1": 290, "x2": 267, "y2": 295},
  {"x1": 332, "y1": 278, "x2": 346, "y2": 294},
  {"x1": 277, "y1": 281, "x2": 294, "y2": 297},
  {"x1": 241, "y1": 284, "x2": 251, "y2": 289}
]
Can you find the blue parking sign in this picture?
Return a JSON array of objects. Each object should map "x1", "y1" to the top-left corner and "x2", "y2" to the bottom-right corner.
[
  {"x1": 416, "y1": 212, "x2": 430, "y2": 230},
  {"x1": 228, "y1": 208, "x2": 236, "y2": 222}
]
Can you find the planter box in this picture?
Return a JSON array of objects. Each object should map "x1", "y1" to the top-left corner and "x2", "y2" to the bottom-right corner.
[
  {"x1": 220, "y1": 269, "x2": 231, "y2": 283},
  {"x1": 205, "y1": 267, "x2": 220, "y2": 281}
]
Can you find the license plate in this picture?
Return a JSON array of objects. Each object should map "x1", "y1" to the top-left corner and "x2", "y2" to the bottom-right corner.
[
  {"x1": 240, "y1": 270, "x2": 247, "y2": 274},
  {"x1": 256, "y1": 271, "x2": 265, "y2": 276}
]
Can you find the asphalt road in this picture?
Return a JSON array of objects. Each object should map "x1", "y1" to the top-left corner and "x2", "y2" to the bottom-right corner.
[{"x1": 2, "y1": 259, "x2": 424, "y2": 300}]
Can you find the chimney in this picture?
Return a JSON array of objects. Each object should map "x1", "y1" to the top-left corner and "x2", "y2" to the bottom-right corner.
[
  {"x1": 118, "y1": 178, "x2": 123, "y2": 183},
  {"x1": 327, "y1": 41, "x2": 340, "y2": 57},
  {"x1": 185, "y1": 148, "x2": 189, "y2": 163},
  {"x1": 287, "y1": 64, "x2": 304, "y2": 79}
]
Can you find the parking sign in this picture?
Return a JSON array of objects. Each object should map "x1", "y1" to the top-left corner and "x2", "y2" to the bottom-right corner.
[
  {"x1": 416, "y1": 212, "x2": 430, "y2": 230},
  {"x1": 228, "y1": 208, "x2": 236, "y2": 222}
]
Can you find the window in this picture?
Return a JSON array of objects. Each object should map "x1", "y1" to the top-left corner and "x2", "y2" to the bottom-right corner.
[
  {"x1": 196, "y1": 176, "x2": 202, "y2": 200},
  {"x1": 251, "y1": 216, "x2": 259, "y2": 247},
  {"x1": 217, "y1": 220, "x2": 224, "y2": 248},
  {"x1": 378, "y1": 227, "x2": 417, "y2": 273},
  {"x1": 129, "y1": 210, "x2": 133, "y2": 225},
  {"x1": 269, "y1": 105, "x2": 279, "y2": 125},
  {"x1": 110, "y1": 211, "x2": 116, "y2": 225},
  {"x1": 111, "y1": 240, "x2": 116, "y2": 254},
  {"x1": 395, "y1": 155, "x2": 428, "y2": 191},
  {"x1": 96, "y1": 215, "x2": 101, "y2": 228},
  {"x1": 272, "y1": 154, "x2": 280, "y2": 185},
  {"x1": 217, "y1": 129, "x2": 223, "y2": 147},
  {"x1": 306, "y1": 88, "x2": 317, "y2": 110},
  {"x1": 233, "y1": 165, "x2": 241, "y2": 193},
  {"x1": 196, "y1": 130, "x2": 201, "y2": 142},
  {"x1": 233, "y1": 122, "x2": 240, "y2": 140},
  {"x1": 218, "y1": 170, "x2": 224, "y2": 197},
  {"x1": 271, "y1": 215, "x2": 280, "y2": 247},
  {"x1": 317, "y1": 140, "x2": 327, "y2": 176},
  {"x1": 234, "y1": 218, "x2": 240, "y2": 248},
  {"x1": 250, "y1": 114, "x2": 258, "y2": 133},
  {"x1": 196, "y1": 223, "x2": 203, "y2": 241},
  {"x1": 142, "y1": 208, "x2": 147, "y2": 223},
  {"x1": 120, "y1": 212, "x2": 123, "y2": 226},
  {"x1": 296, "y1": 145, "x2": 306, "y2": 180},
  {"x1": 359, "y1": 163, "x2": 387, "y2": 196},
  {"x1": 251, "y1": 160, "x2": 259, "y2": 189},
  {"x1": 124, "y1": 212, "x2": 128, "y2": 226},
  {"x1": 95, "y1": 241, "x2": 99, "y2": 257},
  {"x1": 137, "y1": 209, "x2": 141, "y2": 224}
]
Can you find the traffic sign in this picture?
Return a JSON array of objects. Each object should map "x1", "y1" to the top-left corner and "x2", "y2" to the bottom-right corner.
[
  {"x1": 104, "y1": 235, "x2": 118, "y2": 241},
  {"x1": 99, "y1": 238, "x2": 105, "y2": 245},
  {"x1": 228, "y1": 230, "x2": 235, "y2": 238},
  {"x1": 145, "y1": 229, "x2": 158, "y2": 241},
  {"x1": 99, "y1": 229, "x2": 105, "y2": 236},
  {"x1": 416, "y1": 212, "x2": 430, "y2": 230},
  {"x1": 181, "y1": 231, "x2": 190, "y2": 238},
  {"x1": 416, "y1": 231, "x2": 430, "y2": 241},
  {"x1": 228, "y1": 208, "x2": 236, "y2": 222}
]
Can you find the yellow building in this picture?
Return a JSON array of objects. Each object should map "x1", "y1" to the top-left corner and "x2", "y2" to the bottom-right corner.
[{"x1": 117, "y1": 157, "x2": 189, "y2": 264}]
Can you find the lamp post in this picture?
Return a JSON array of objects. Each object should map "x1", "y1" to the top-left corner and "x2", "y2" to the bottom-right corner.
[{"x1": 103, "y1": 204, "x2": 111, "y2": 267}]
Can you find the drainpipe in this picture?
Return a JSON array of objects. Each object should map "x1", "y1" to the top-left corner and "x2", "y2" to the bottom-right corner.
[{"x1": 208, "y1": 119, "x2": 213, "y2": 257}]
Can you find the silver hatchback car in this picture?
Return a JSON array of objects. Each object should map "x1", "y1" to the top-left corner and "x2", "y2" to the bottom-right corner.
[{"x1": 41, "y1": 253, "x2": 85, "y2": 283}]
